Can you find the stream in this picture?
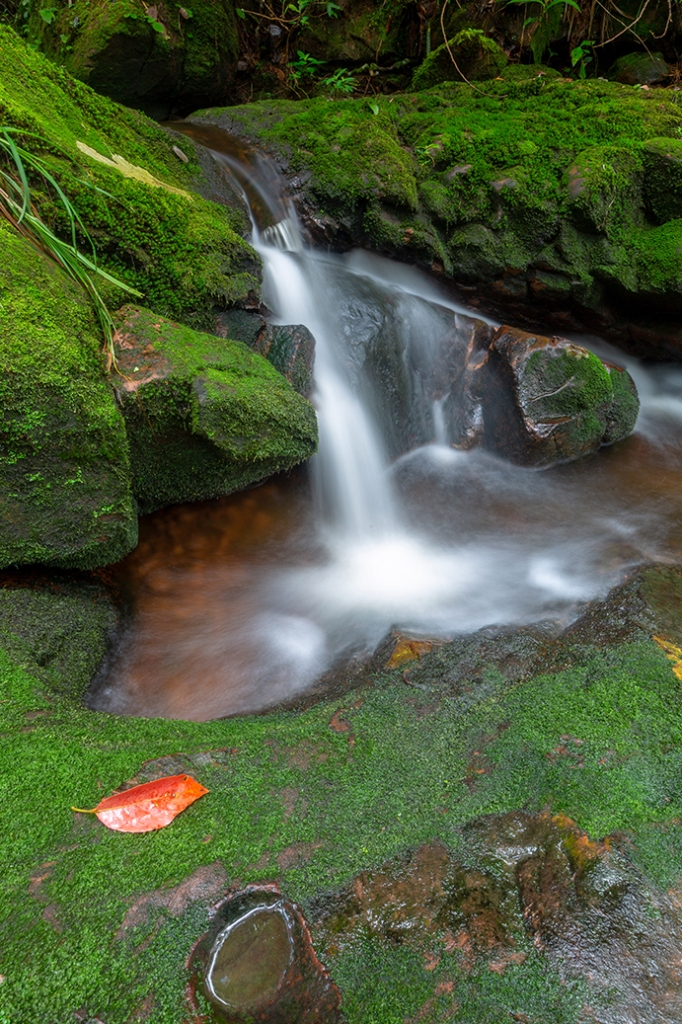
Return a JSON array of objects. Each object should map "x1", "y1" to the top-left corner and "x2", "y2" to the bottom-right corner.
[{"x1": 90, "y1": 128, "x2": 682, "y2": 721}]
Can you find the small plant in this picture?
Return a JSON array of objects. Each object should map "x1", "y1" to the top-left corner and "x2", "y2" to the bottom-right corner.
[
  {"x1": 321, "y1": 67, "x2": 356, "y2": 95},
  {"x1": 38, "y1": 6, "x2": 57, "y2": 22},
  {"x1": 237, "y1": 0, "x2": 340, "y2": 29},
  {"x1": 504, "y1": 0, "x2": 581, "y2": 63},
  {"x1": 571, "y1": 38, "x2": 594, "y2": 78},
  {"x1": 0, "y1": 128, "x2": 141, "y2": 370}
]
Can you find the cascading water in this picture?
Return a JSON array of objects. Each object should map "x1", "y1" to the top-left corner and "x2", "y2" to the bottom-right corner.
[{"x1": 90, "y1": 128, "x2": 682, "y2": 721}]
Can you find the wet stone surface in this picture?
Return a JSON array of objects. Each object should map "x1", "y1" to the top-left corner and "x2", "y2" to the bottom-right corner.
[
  {"x1": 310, "y1": 811, "x2": 682, "y2": 1024},
  {"x1": 189, "y1": 886, "x2": 343, "y2": 1023}
]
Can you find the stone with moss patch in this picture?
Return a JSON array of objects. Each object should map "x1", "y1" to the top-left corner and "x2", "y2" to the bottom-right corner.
[
  {"x1": 22, "y1": 0, "x2": 240, "y2": 117},
  {"x1": 473, "y1": 326, "x2": 639, "y2": 467},
  {"x1": 411, "y1": 30, "x2": 508, "y2": 90},
  {"x1": 111, "y1": 305, "x2": 318, "y2": 514}
]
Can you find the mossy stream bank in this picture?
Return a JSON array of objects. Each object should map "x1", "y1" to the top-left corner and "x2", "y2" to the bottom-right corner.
[
  {"x1": 2, "y1": 564, "x2": 682, "y2": 1022},
  {"x1": 194, "y1": 71, "x2": 682, "y2": 359}
]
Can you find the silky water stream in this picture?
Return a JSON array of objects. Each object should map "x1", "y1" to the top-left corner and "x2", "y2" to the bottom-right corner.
[{"x1": 91, "y1": 128, "x2": 682, "y2": 721}]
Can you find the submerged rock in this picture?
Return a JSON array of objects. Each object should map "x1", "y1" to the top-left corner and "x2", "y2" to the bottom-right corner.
[
  {"x1": 111, "y1": 305, "x2": 318, "y2": 514},
  {"x1": 472, "y1": 326, "x2": 639, "y2": 467},
  {"x1": 189, "y1": 886, "x2": 342, "y2": 1023}
]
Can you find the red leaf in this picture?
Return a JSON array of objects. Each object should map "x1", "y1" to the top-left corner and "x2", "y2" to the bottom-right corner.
[{"x1": 73, "y1": 774, "x2": 208, "y2": 833}]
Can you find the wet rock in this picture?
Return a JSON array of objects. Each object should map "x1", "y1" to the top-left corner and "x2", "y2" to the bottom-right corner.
[
  {"x1": 189, "y1": 886, "x2": 342, "y2": 1023},
  {"x1": 312, "y1": 811, "x2": 682, "y2": 1023},
  {"x1": 215, "y1": 310, "x2": 316, "y2": 397},
  {"x1": 473, "y1": 326, "x2": 639, "y2": 467},
  {"x1": 110, "y1": 305, "x2": 318, "y2": 514},
  {"x1": 609, "y1": 51, "x2": 669, "y2": 85}
]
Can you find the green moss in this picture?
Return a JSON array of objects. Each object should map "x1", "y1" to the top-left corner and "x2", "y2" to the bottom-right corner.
[
  {"x1": 0, "y1": 221, "x2": 137, "y2": 569},
  {"x1": 0, "y1": 579, "x2": 119, "y2": 699},
  {"x1": 201, "y1": 77, "x2": 682, "y2": 320},
  {"x1": 0, "y1": 25, "x2": 259, "y2": 326},
  {"x1": 112, "y1": 305, "x2": 318, "y2": 513},
  {"x1": 2, "y1": 587, "x2": 682, "y2": 1023}
]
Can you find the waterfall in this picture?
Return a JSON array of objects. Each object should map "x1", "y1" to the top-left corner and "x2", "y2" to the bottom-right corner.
[{"x1": 255, "y1": 213, "x2": 397, "y2": 539}]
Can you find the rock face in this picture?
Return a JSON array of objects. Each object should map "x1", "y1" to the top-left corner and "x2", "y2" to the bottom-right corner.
[
  {"x1": 111, "y1": 305, "x2": 318, "y2": 514},
  {"x1": 0, "y1": 222, "x2": 137, "y2": 570},
  {"x1": 24, "y1": 0, "x2": 240, "y2": 118},
  {"x1": 471, "y1": 327, "x2": 639, "y2": 467},
  {"x1": 609, "y1": 51, "x2": 669, "y2": 85},
  {"x1": 215, "y1": 309, "x2": 316, "y2": 397}
]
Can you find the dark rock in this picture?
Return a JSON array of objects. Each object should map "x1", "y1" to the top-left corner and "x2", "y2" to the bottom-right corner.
[
  {"x1": 609, "y1": 51, "x2": 669, "y2": 85},
  {"x1": 215, "y1": 310, "x2": 316, "y2": 397},
  {"x1": 472, "y1": 326, "x2": 639, "y2": 467},
  {"x1": 643, "y1": 136, "x2": 682, "y2": 224},
  {"x1": 188, "y1": 885, "x2": 343, "y2": 1023},
  {"x1": 110, "y1": 305, "x2": 318, "y2": 514},
  {"x1": 28, "y1": 0, "x2": 240, "y2": 117}
]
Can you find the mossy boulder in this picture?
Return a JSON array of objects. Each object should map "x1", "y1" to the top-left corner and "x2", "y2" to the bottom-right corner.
[
  {"x1": 21, "y1": 0, "x2": 239, "y2": 117},
  {"x1": 473, "y1": 326, "x2": 639, "y2": 467},
  {"x1": 0, "y1": 25, "x2": 260, "y2": 330},
  {"x1": 198, "y1": 79, "x2": 682, "y2": 356},
  {"x1": 215, "y1": 308, "x2": 316, "y2": 396},
  {"x1": 0, "y1": 573, "x2": 119, "y2": 699},
  {"x1": 0, "y1": 221, "x2": 137, "y2": 570},
  {"x1": 609, "y1": 50, "x2": 669, "y2": 85},
  {"x1": 110, "y1": 305, "x2": 318, "y2": 514},
  {"x1": 412, "y1": 30, "x2": 508, "y2": 89},
  {"x1": 642, "y1": 137, "x2": 682, "y2": 224}
]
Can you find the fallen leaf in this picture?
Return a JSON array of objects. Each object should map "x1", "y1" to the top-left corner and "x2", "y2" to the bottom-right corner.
[
  {"x1": 654, "y1": 635, "x2": 682, "y2": 680},
  {"x1": 72, "y1": 774, "x2": 208, "y2": 833}
]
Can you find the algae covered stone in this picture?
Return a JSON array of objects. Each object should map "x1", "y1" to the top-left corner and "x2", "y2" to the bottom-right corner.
[
  {"x1": 475, "y1": 326, "x2": 639, "y2": 467},
  {"x1": 0, "y1": 221, "x2": 137, "y2": 570},
  {"x1": 111, "y1": 305, "x2": 318, "y2": 514}
]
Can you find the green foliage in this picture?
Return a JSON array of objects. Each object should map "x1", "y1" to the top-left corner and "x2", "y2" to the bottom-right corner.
[
  {"x1": 571, "y1": 39, "x2": 594, "y2": 78},
  {"x1": 0, "y1": 127, "x2": 140, "y2": 368},
  {"x1": 320, "y1": 66, "x2": 356, "y2": 95},
  {"x1": 504, "y1": 0, "x2": 580, "y2": 63}
]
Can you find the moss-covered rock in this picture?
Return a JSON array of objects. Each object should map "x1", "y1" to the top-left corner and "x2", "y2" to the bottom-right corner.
[
  {"x1": 0, "y1": 572, "x2": 120, "y2": 699},
  {"x1": 20, "y1": 0, "x2": 239, "y2": 117},
  {"x1": 110, "y1": 305, "x2": 318, "y2": 514},
  {"x1": 0, "y1": 25, "x2": 260, "y2": 330},
  {"x1": 411, "y1": 29, "x2": 508, "y2": 89},
  {"x1": 473, "y1": 326, "x2": 639, "y2": 467},
  {"x1": 196, "y1": 78, "x2": 682, "y2": 357},
  {"x1": 609, "y1": 50, "x2": 669, "y2": 85},
  {"x1": 0, "y1": 221, "x2": 137, "y2": 569}
]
